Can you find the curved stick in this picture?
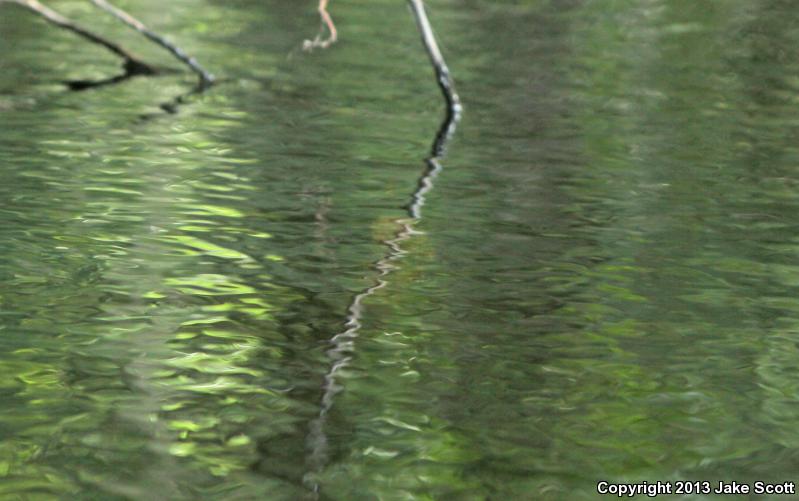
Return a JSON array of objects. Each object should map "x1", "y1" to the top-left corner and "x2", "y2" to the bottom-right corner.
[
  {"x1": 408, "y1": 0, "x2": 462, "y2": 120},
  {"x1": 4, "y1": 0, "x2": 155, "y2": 75},
  {"x1": 90, "y1": 0, "x2": 215, "y2": 87},
  {"x1": 304, "y1": 0, "x2": 338, "y2": 51}
]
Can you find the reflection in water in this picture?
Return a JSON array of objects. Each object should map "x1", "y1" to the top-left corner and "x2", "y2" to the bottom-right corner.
[
  {"x1": 303, "y1": 106, "x2": 460, "y2": 497},
  {"x1": 143, "y1": 83, "x2": 211, "y2": 119},
  {"x1": 303, "y1": 3, "x2": 461, "y2": 496},
  {"x1": 63, "y1": 66, "x2": 211, "y2": 119},
  {"x1": 64, "y1": 68, "x2": 146, "y2": 92}
]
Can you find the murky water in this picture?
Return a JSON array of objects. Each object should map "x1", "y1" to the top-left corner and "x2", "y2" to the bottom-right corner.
[{"x1": 3, "y1": 0, "x2": 799, "y2": 499}]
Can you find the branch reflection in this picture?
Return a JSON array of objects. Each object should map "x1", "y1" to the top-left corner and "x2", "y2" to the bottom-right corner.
[{"x1": 303, "y1": 106, "x2": 461, "y2": 498}]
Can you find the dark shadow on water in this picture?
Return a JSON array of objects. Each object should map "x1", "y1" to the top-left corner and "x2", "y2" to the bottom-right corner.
[
  {"x1": 139, "y1": 82, "x2": 211, "y2": 121},
  {"x1": 63, "y1": 72, "x2": 139, "y2": 92},
  {"x1": 60, "y1": 66, "x2": 214, "y2": 120},
  {"x1": 62, "y1": 61, "x2": 173, "y2": 92}
]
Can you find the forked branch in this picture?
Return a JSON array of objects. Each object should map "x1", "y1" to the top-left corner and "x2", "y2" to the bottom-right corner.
[
  {"x1": 90, "y1": 0, "x2": 215, "y2": 87},
  {"x1": 4, "y1": 0, "x2": 155, "y2": 75},
  {"x1": 303, "y1": 0, "x2": 337, "y2": 51}
]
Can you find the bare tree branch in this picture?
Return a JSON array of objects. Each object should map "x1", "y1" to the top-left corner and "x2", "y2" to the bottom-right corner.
[
  {"x1": 4, "y1": 0, "x2": 155, "y2": 75},
  {"x1": 408, "y1": 0, "x2": 461, "y2": 119},
  {"x1": 303, "y1": 0, "x2": 337, "y2": 51},
  {"x1": 90, "y1": 0, "x2": 215, "y2": 87}
]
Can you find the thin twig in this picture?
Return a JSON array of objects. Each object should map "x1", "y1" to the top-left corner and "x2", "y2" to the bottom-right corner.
[
  {"x1": 407, "y1": 0, "x2": 462, "y2": 119},
  {"x1": 90, "y1": 0, "x2": 215, "y2": 87},
  {"x1": 5, "y1": 0, "x2": 155, "y2": 75},
  {"x1": 303, "y1": 0, "x2": 338, "y2": 51}
]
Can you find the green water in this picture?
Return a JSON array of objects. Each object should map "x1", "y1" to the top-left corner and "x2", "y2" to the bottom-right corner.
[{"x1": 2, "y1": 0, "x2": 799, "y2": 499}]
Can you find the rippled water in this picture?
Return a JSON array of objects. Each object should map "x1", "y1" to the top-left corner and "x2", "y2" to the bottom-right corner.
[{"x1": 3, "y1": 0, "x2": 799, "y2": 499}]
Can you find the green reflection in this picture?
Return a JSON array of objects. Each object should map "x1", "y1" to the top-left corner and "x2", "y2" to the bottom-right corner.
[{"x1": 4, "y1": 0, "x2": 799, "y2": 499}]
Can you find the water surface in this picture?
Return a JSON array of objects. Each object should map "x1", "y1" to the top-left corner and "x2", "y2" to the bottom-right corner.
[{"x1": 2, "y1": 0, "x2": 799, "y2": 499}]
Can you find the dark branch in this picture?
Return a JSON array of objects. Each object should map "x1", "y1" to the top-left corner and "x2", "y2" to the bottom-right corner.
[
  {"x1": 90, "y1": 0, "x2": 215, "y2": 88},
  {"x1": 407, "y1": 0, "x2": 462, "y2": 120},
  {"x1": 5, "y1": 0, "x2": 155, "y2": 75}
]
